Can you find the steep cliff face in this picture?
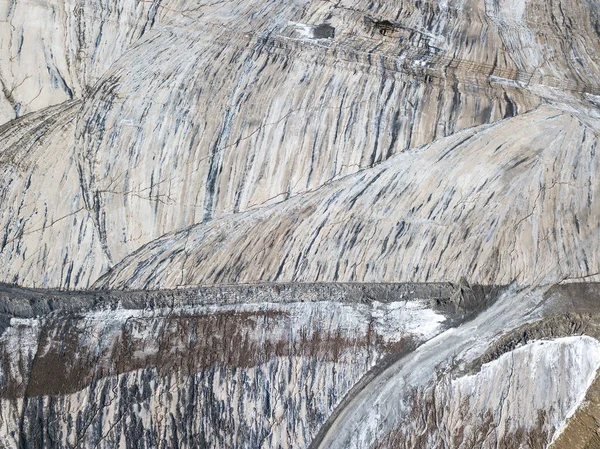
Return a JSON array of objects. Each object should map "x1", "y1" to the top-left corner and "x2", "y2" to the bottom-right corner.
[
  {"x1": 0, "y1": 0, "x2": 159, "y2": 123},
  {"x1": 1, "y1": 283, "x2": 600, "y2": 449},
  {"x1": 2, "y1": 0, "x2": 600, "y2": 447},
  {"x1": 74, "y1": 0, "x2": 541, "y2": 266},
  {"x1": 97, "y1": 105, "x2": 600, "y2": 289},
  {"x1": 0, "y1": 283, "x2": 464, "y2": 449},
  {"x1": 7, "y1": 0, "x2": 600, "y2": 288}
]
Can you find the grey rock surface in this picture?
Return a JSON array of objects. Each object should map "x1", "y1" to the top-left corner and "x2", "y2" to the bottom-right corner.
[
  {"x1": 1, "y1": 0, "x2": 600, "y2": 447},
  {"x1": 0, "y1": 283, "x2": 484, "y2": 448}
]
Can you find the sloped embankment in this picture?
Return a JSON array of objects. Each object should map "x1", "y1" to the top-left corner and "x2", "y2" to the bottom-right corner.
[{"x1": 0, "y1": 282, "x2": 497, "y2": 449}]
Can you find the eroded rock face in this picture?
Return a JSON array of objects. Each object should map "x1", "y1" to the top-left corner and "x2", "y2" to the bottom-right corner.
[
  {"x1": 5, "y1": 0, "x2": 600, "y2": 289},
  {"x1": 0, "y1": 0, "x2": 159, "y2": 123},
  {"x1": 1, "y1": 284, "x2": 599, "y2": 449},
  {"x1": 0, "y1": 284, "x2": 461, "y2": 449},
  {"x1": 1, "y1": 0, "x2": 600, "y2": 447},
  {"x1": 97, "y1": 105, "x2": 600, "y2": 289},
  {"x1": 0, "y1": 101, "x2": 110, "y2": 288},
  {"x1": 374, "y1": 337, "x2": 600, "y2": 449}
]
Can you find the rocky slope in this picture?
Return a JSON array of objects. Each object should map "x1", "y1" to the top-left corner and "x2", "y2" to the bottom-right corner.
[
  {"x1": 1, "y1": 283, "x2": 600, "y2": 449},
  {"x1": 0, "y1": 283, "x2": 475, "y2": 449},
  {"x1": 96, "y1": 104, "x2": 600, "y2": 289},
  {"x1": 5, "y1": 0, "x2": 600, "y2": 289},
  {"x1": 1, "y1": 0, "x2": 600, "y2": 447}
]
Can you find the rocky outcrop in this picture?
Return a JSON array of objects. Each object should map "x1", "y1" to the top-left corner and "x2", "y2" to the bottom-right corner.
[
  {"x1": 2, "y1": 0, "x2": 600, "y2": 447},
  {"x1": 372, "y1": 336, "x2": 600, "y2": 449},
  {"x1": 0, "y1": 283, "x2": 468, "y2": 449},
  {"x1": 6, "y1": 0, "x2": 600, "y2": 288},
  {"x1": 1, "y1": 283, "x2": 599, "y2": 449},
  {"x1": 310, "y1": 283, "x2": 600, "y2": 449},
  {"x1": 97, "y1": 105, "x2": 600, "y2": 289}
]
